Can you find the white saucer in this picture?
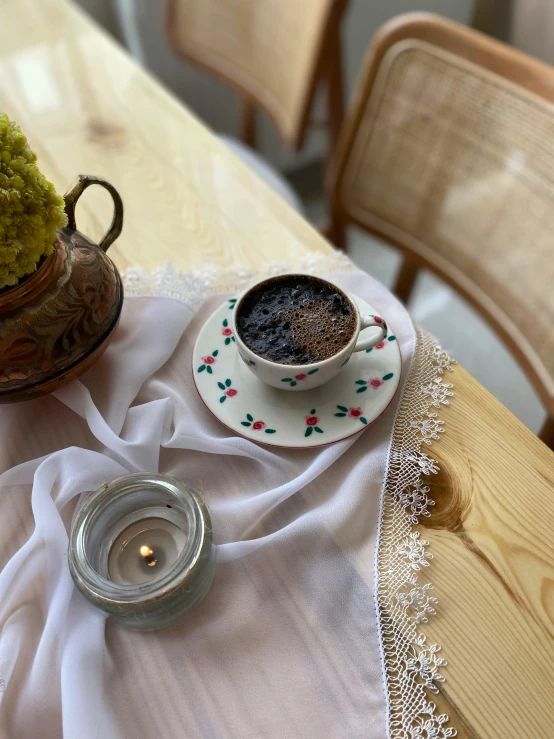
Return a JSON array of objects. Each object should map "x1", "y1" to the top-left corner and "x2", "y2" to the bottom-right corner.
[{"x1": 192, "y1": 295, "x2": 401, "y2": 448}]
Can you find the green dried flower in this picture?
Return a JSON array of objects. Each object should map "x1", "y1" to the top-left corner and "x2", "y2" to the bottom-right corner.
[{"x1": 0, "y1": 112, "x2": 68, "y2": 289}]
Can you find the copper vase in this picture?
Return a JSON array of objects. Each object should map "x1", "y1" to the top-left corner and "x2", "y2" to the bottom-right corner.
[{"x1": 0, "y1": 175, "x2": 124, "y2": 403}]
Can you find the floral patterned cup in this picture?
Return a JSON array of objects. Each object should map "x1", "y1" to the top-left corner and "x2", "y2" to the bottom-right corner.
[{"x1": 232, "y1": 274, "x2": 388, "y2": 391}]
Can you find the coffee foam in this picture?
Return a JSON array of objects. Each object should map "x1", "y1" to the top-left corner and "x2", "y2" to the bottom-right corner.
[{"x1": 282, "y1": 301, "x2": 355, "y2": 360}]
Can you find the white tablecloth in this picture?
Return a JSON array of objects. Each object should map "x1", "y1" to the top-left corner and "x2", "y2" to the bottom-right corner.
[{"x1": 0, "y1": 264, "x2": 456, "y2": 739}]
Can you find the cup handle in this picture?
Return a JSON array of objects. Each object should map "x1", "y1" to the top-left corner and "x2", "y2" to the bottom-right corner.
[
  {"x1": 353, "y1": 314, "x2": 388, "y2": 352},
  {"x1": 64, "y1": 175, "x2": 124, "y2": 252}
]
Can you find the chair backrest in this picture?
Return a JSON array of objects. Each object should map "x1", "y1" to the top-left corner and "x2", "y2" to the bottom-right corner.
[
  {"x1": 329, "y1": 13, "x2": 554, "y2": 412},
  {"x1": 165, "y1": 0, "x2": 346, "y2": 150}
]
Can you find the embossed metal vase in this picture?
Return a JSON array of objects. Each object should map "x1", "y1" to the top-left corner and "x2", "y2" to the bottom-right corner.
[{"x1": 0, "y1": 175, "x2": 124, "y2": 403}]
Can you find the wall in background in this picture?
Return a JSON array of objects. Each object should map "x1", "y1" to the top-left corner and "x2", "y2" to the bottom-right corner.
[
  {"x1": 487, "y1": 0, "x2": 554, "y2": 67},
  {"x1": 510, "y1": 1, "x2": 554, "y2": 63},
  {"x1": 78, "y1": 0, "x2": 474, "y2": 172}
]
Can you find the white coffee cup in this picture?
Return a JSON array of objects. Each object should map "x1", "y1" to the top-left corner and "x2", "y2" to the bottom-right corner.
[{"x1": 231, "y1": 273, "x2": 388, "y2": 391}]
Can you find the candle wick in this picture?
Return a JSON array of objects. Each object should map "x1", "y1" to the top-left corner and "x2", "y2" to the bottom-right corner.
[{"x1": 139, "y1": 545, "x2": 157, "y2": 567}]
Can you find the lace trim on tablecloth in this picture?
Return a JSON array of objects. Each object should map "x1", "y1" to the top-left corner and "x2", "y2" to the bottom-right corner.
[
  {"x1": 122, "y1": 252, "x2": 355, "y2": 305},
  {"x1": 121, "y1": 260, "x2": 456, "y2": 738},
  {"x1": 376, "y1": 330, "x2": 457, "y2": 738}
]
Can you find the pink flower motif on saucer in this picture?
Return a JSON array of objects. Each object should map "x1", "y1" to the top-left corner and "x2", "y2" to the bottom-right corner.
[
  {"x1": 355, "y1": 373, "x2": 394, "y2": 393},
  {"x1": 241, "y1": 414, "x2": 276, "y2": 434},
  {"x1": 221, "y1": 318, "x2": 235, "y2": 345},
  {"x1": 335, "y1": 405, "x2": 368, "y2": 425},
  {"x1": 305, "y1": 409, "x2": 324, "y2": 437},
  {"x1": 374, "y1": 341, "x2": 386, "y2": 350},
  {"x1": 197, "y1": 349, "x2": 219, "y2": 374},
  {"x1": 218, "y1": 379, "x2": 237, "y2": 402}
]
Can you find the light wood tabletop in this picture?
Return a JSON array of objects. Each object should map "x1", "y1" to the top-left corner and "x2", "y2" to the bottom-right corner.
[{"x1": 1, "y1": 1, "x2": 553, "y2": 737}]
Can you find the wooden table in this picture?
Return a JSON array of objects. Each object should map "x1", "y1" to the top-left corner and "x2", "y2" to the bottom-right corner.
[{"x1": 1, "y1": 1, "x2": 553, "y2": 737}]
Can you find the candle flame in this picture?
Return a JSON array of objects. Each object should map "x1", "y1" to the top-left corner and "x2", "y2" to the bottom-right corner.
[{"x1": 139, "y1": 545, "x2": 157, "y2": 567}]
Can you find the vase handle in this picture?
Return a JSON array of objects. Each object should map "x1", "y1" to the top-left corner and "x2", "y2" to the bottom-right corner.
[{"x1": 63, "y1": 175, "x2": 124, "y2": 252}]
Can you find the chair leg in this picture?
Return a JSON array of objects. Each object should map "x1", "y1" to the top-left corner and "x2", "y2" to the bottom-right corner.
[
  {"x1": 539, "y1": 416, "x2": 554, "y2": 450},
  {"x1": 393, "y1": 256, "x2": 420, "y2": 304},
  {"x1": 325, "y1": 20, "x2": 345, "y2": 158},
  {"x1": 322, "y1": 215, "x2": 347, "y2": 251},
  {"x1": 240, "y1": 98, "x2": 256, "y2": 149}
]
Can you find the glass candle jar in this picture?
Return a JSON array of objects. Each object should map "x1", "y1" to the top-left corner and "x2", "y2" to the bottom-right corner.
[{"x1": 68, "y1": 473, "x2": 216, "y2": 630}]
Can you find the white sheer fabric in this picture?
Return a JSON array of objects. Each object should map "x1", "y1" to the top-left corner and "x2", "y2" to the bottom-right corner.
[{"x1": 0, "y1": 271, "x2": 416, "y2": 739}]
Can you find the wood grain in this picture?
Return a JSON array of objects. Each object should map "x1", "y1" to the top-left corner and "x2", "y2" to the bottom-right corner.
[
  {"x1": 426, "y1": 365, "x2": 554, "y2": 738},
  {"x1": 1, "y1": 2, "x2": 554, "y2": 737},
  {"x1": 0, "y1": 0, "x2": 334, "y2": 276}
]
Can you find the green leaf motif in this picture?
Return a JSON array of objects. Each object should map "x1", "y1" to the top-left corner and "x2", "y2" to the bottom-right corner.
[
  {"x1": 337, "y1": 405, "x2": 348, "y2": 412},
  {"x1": 223, "y1": 318, "x2": 228, "y2": 327},
  {"x1": 225, "y1": 338, "x2": 230, "y2": 345},
  {"x1": 357, "y1": 386, "x2": 367, "y2": 393},
  {"x1": 225, "y1": 378, "x2": 231, "y2": 387},
  {"x1": 218, "y1": 382, "x2": 225, "y2": 390},
  {"x1": 246, "y1": 413, "x2": 254, "y2": 422},
  {"x1": 355, "y1": 380, "x2": 367, "y2": 385},
  {"x1": 305, "y1": 427, "x2": 313, "y2": 438},
  {"x1": 334, "y1": 413, "x2": 346, "y2": 417},
  {"x1": 387, "y1": 336, "x2": 396, "y2": 342},
  {"x1": 282, "y1": 378, "x2": 292, "y2": 382},
  {"x1": 265, "y1": 429, "x2": 276, "y2": 434},
  {"x1": 308, "y1": 368, "x2": 318, "y2": 375},
  {"x1": 231, "y1": 336, "x2": 235, "y2": 342},
  {"x1": 198, "y1": 365, "x2": 206, "y2": 373},
  {"x1": 314, "y1": 427, "x2": 323, "y2": 434},
  {"x1": 290, "y1": 381, "x2": 297, "y2": 387},
  {"x1": 360, "y1": 417, "x2": 368, "y2": 425},
  {"x1": 241, "y1": 421, "x2": 251, "y2": 427},
  {"x1": 207, "y1": 366, "x2": 213, "y2": 374},
  {"x1": 366, "y1": 348, "x2": 373, "y2": 353},
  {"x1": 249, "y1": 360, "x2": 256, "y2": 366},
  {"x1": 310, "y1": 408, "x2": 316, "y2": 414},
  {"x1": 220, "y1": 396, "x2": 226, "y2": 403},
  {"x1": 213, "y1": 349, "x2": 219, "y2": 356},
  {"x1": 382, "y1": 373, "x2": 394, "y2": 381}
]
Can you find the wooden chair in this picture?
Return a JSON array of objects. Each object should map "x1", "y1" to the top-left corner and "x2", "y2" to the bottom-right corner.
[
  {"x1": 165, "y1": 0, "x2": 349, "y2": 156},
  {"x1": 327, "y1": 13, "x2": 554, "y2": 446}
]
